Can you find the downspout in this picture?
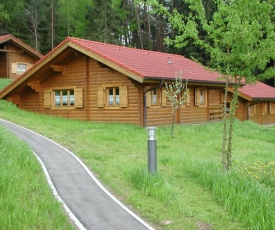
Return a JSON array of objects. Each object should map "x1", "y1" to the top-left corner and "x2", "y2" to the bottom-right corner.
[{"x1": 143, "y1": 80, "x2": 164, "y2": 127}]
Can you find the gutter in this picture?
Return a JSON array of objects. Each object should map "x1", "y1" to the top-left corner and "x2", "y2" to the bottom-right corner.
[
  {"x1": 143, "y1": 80, "x2": 164, "y2": 127},
  {"x1": 143, "y1": 77, "x2": 241, "y2": 87}
]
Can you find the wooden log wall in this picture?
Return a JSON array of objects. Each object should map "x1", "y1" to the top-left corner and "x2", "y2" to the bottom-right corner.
[
  {"x1": 19, "y1": 89, "x2": 40, "y2": 112},
  {"x1": 40, "y1": 55, "x2": 88, "y2": 120},
  {"x1": 249, "y1": 103, "x2": 262, "y2": 124},
  {"x1": 235, "y1": 99, "x2": 246, "y2": 122},
  {"x1": 7, "y1": 44, "x2": 38, "y2": 79},
  {"x1": 88, "y1": 59, "x2": 141, "y2": 125},
  {"x1": 260, "y1": 102, "x2": 275, "y2": 125},
  {"x1": 0, "y1": 53, "x2": 7, "y2": 77},
  {"x1": 180, "y1": 88, "x2": 208, "y2": 123}
]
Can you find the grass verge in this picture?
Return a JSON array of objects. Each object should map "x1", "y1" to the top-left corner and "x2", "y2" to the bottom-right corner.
[{"x1": 0, "y1": 99, "x2": 274, "y2": 229}]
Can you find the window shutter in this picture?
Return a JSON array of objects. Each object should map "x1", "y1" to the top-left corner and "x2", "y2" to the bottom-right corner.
[
  {"x1": 262, "y1": 102, "x2": 265, "y2": 115},
  {"x1": 11, "y1": 63, "x2": 17, "y2": 74},
  {"x1": 161, "y1": 89, "x2": 166, "y2": 106},
  {"x1": 253, "y1": 104, "x2": 257, "y2": 114},
  {"x1": 268, "y1": 101, "x2": 273, "y2": 114},
  {"x1": 120, "y1": 85, "x2": 128, "y2": 108},
  {"x1": 146, "y1": 91, "x2": 151, "y2": 107},
  {"x1": 97, "y1": 86, "x2": 105, "y2": 108},
  {"x1": 272, "y1": 102, "x2": 275, "y2": 114},
  {"x1": 43, "y1": 90, "x2": 51, "y2": 109},
  {"x1": 74, "y1": 88, "x2": 83, "y2": 108},
  {"x1": 186, "y1": 89, "x2": 190, "y2": 106},
  {"x1": 27, "y1": 63, "x2": 33, "y2": 70},
  {"x1": 202, "y1": 89, "x2": 205, "y2": 105},
  {"x1": 195, "y1": 88, "x2": 200, "y2": 106}
]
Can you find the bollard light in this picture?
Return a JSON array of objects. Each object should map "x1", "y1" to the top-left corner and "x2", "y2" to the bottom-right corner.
[
  {"x1": 148, "y1": 127, "x2": 157, "y2": 140},
  {"x1": 147, "y1": 127, "x2": 157, "y2": 174}
]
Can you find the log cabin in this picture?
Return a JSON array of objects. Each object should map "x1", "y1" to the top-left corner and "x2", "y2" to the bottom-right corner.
[
  {"x1": 0, "y1": 37, "x2": 274, "y2": 126},
  {"x1": 0, "y1": 34, "x2": 43, "y2": 79},
  {"x1": 236, "y1": 82, "x2": 275, "y2": 125}
]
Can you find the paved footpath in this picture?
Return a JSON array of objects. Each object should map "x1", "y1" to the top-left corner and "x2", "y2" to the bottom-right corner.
[{"x1": 0, "y1": 119, "x2": 153, "y2": 230}]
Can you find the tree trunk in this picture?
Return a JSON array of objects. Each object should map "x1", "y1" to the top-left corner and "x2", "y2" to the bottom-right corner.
[
  {"x1": 227, "y1": 77, "x2": 240, "y2": 170},
  {"x1": 135, "y1": 4, "x2": 143, "y2": 49},
  {"x1": 51, "y1": 0, "x2": 54, "y2": 50},
  {"x1": 171, "y1": 112, "x2": 175, "y2": 138},
  {"x1": 222, "y1": 77, "x2": 229, "y2": 170}
]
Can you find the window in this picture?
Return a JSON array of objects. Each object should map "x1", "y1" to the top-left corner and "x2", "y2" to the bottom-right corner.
[
  {"x1": 195, "y1": 88, "x2": 207, "y2": 106},
  {"x1": 151, "y1": 89, "x2": 158, "y2": 105},
  {"x1": 54, "y1": 89, "x2": 74, "y2": 107},
  {"x1": 11, "y1": 62, "x2": 29, "y2": 75},
  {"x1": 97, "y1": 85, "x2": 128, "y2": 108},
  {"x1": 107, "y1": 87, "x2": 120, "y2": 106},
  {"x1": 146, "y1": 88, "x2": 167, "y2": 107},
  {"x1": 226, "y1": 102, "x2": 231, "y2": 114},
  {"x1": 17, "y1": 63, "x2": 27, "y2": 74},
  {"x1": 43, "y1": 88, "x2": 83, "y2": 109}
]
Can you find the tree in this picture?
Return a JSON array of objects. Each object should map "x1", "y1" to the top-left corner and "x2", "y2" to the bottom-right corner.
[
  {"x1": 0, "y1": 3, "x2": 9, "y2": 27},
  {"x1": 58, "y1": 0, "x2": 93, "y2": 38},
  {"x1": 85, "y1": 0, "x2": 124, "y2": 44},
  {"x1": 151, "y1": 0, "x2": 275, "y2": 170},
  {"x1": 165, "y1": 71, "x2": 188, "y2": 138}
]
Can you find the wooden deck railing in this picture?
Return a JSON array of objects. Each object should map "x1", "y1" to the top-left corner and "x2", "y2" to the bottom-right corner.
[{"x1": 209, "y1": 104, "x2": 224, "y2": 121}]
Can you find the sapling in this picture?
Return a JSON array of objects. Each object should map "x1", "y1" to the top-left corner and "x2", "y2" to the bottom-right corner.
[{"x1": 165, "y1": 71, "x2": 188, "y2": 138}]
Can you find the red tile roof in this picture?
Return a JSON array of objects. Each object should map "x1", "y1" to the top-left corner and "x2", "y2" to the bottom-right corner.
[
  {"x1": 68, "y1": 37, "x2": 223, "y2": 83},
  {"x1": 239, "y1": 81, "x2": 275, "y2": 101},
  {"x1": 0, "y1": 34, "x2": 43, "y2": 58}
]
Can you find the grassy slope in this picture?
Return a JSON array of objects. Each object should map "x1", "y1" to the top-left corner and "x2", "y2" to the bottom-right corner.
[
  {"x1": 0, "y1": 78, "x2": 12, "y2": 90},
  {"x1": 0, "y1": 125, "x2": 75, "y2": 229},
  {"x1": 0, "y1": 79, "x2": 274, "y2": 229}
]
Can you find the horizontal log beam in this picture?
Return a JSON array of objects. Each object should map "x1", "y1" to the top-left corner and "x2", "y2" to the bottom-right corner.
[
  {"x1": 50, "y1": 64, "x2": 64, "y2": 73},
  {"x1": 0, "y1": 49, "x2": 24, "y2": 53}
]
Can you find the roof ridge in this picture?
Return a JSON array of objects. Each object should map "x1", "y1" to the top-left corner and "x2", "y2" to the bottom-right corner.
[{"x1": 67, "y1": 37, "x2": 183, "y2": 57}]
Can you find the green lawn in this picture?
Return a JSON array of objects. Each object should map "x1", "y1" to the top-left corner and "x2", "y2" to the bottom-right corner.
[
  {"x1": 0, "y1": 78, "x2": 12, "y2": 90},
  {"x1": 0, "y1": 79, "x2": 274, "y2": 229}
]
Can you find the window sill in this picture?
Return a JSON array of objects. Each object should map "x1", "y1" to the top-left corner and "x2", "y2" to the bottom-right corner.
[
  {"x1": 104, "y1": 106, "x2": 123, "y2": 110},
  {"x1": 195, "y1": 105, "x2": 207, "y2": 107},
  {"x1": 147, "y1": 105, "x2": 162, "y2": 109},
  {"x1": 50, "y1": 106, "x2": 76, "y2": 110}
]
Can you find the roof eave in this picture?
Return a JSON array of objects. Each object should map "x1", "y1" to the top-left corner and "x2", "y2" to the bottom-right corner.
[
  {"x1": 251, "y1": 98, "x2": 275, "y2": 102},
  {"x1": 143, "y1": 76, "x2": 235, "y2": 87}
]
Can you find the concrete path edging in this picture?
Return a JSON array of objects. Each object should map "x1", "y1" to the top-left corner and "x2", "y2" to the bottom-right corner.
[{"x1": 32, "y1": 150, "x2": 86, "y2": 230}]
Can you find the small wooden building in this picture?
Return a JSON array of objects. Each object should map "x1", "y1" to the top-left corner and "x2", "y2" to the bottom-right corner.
[
  {"x1": 236, "y1": 82, "x2": 275, "y2": 125},
  {"x1": 0, "y1": 37, "x2": 274, "y2": 126},
  {"x1": 0, "y1": 34, "x2": 43, "y2": 79}
]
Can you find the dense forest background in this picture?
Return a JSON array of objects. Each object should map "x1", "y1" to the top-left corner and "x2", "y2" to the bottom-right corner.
[
  {"x1": 0, "y1": 0, "x2": 217, "y2": 64},
  {"x1": 0, "y1": 0, "x2": 274, "y2": 87}
]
